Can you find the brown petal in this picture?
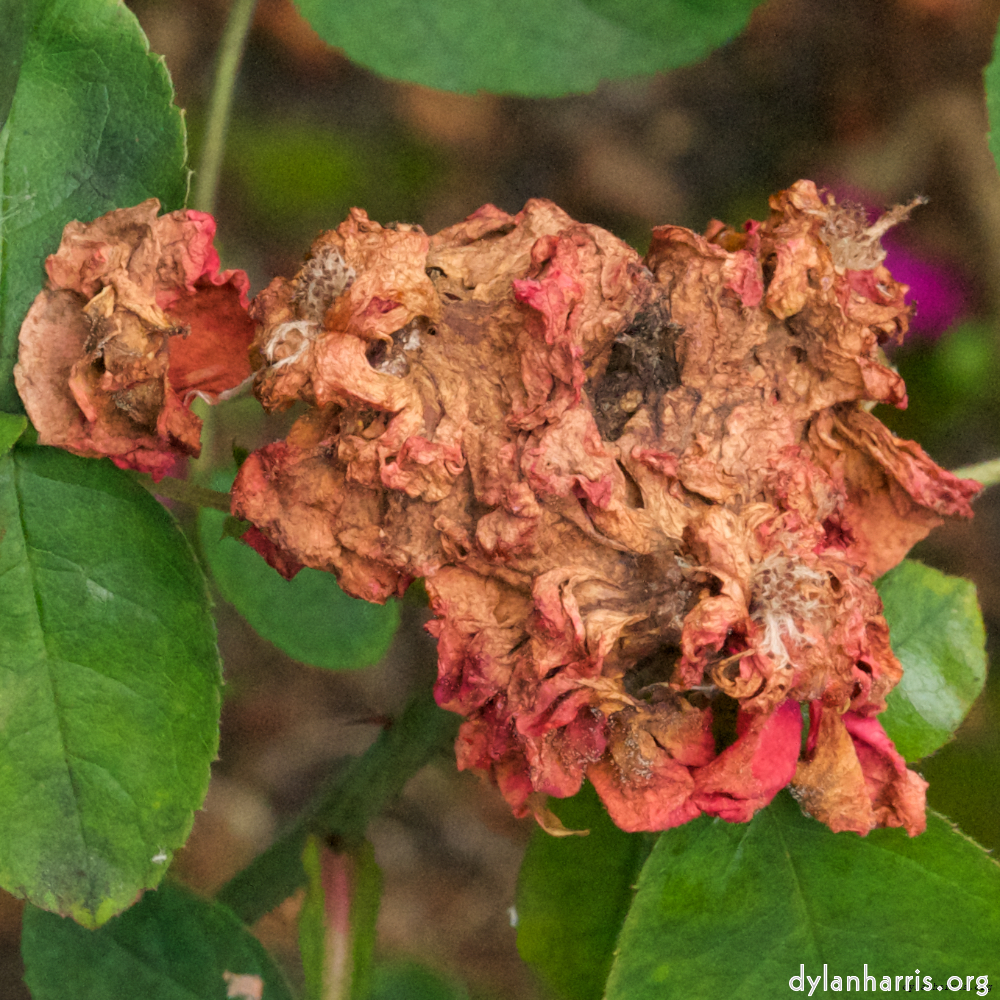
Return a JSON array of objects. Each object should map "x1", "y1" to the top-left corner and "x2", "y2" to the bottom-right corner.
[
  {"x1": 792, "y1": 703, "x2": 875, "y2": 835},
  {"x1": 842, "y1": 711, "x2": 927, "y2": 835}
]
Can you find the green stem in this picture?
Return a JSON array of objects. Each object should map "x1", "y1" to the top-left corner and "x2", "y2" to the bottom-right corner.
[
  {"x1": 951, "y1": 458, "x2": 1000, "y2": 490},
  {"x1": 131, "y1": 471, "x2": 232, "y2": 512},
  {"x1": 215, "y1": 686, "x2": 459, "y2": 925},
  {"x1": 193, "y1": 0, "x2": 259, "y2": 215}
]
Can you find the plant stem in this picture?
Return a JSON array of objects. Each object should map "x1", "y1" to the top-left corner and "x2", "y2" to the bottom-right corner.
[
  {"x1": 951, "y1": 458, "x2": 1000, "y2": 490},
  {"x1": 193, "y1": 0, "x2": 259, "y2": 214},
  {"x1": 323, "y1": 849, "x2": 354, "y2": 1000},
  {"x1": 215, "y1": 686, "x2": 459, "y2": 925},
  {"x1": 131, "y1": 471, "x2": 232, "y2": 512}
]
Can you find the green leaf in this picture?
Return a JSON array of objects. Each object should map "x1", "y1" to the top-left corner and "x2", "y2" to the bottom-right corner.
[
  {"x1": 516, "y1": 782, "x2": 651, "y2": 1000},
  {"x1": 21, "y1": 879, "x2": 294, "y2": 1000},
  {"x1": 876, "y1": 559, "x2": 987, "y2": 761},
  {"x1": 0, "y1": 447, "x2": 220, "y2": 926},
  {"x1": 300, "y1": 838, "x2": 382, "y2": 1000},
  {"x1": 986, "y1": 26, "x2": 1000, "y2": 176},
  {"x1": 0, "y1": 0, "x2": 42, "y2": 127},
  {"x1": 200, "y1": 502, "x2": 400, "y2": 670},
  {"x1": 292, "y1": 0, "x2": 764, "y2": 96},
  {"x1": 0, "y1": 411, "x2": 26, "y2": 456},
  {"x1": 606, "y1": 791, "x2": 1000, "y2": 997},
  {"x1": 219, "y1": 115, "x2": 441, "y2": 257},
  {"x1": 0, "y1": 0, "x2": 188, "y2": 412},
  {"x1": 370, "y1": 962, "x2": 470, "y2": 1000}
]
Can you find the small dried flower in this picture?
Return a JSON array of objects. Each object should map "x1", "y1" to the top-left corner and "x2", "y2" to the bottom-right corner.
[{"x1": 15, "y1": 200, "x2": 254, "y2": 479}]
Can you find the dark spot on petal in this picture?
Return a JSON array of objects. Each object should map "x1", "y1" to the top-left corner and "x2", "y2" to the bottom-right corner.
[{"x1": 365, "y1": 340, "x2": 388, "y2": 367}]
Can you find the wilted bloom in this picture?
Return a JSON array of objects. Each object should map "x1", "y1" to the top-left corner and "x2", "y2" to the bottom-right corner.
[
  {"x1": 233, "y1": 182, "x2": 978, "y2": 836},
  {"x1": 15, "y1": 200, "x2": 254, "y2": 479}
]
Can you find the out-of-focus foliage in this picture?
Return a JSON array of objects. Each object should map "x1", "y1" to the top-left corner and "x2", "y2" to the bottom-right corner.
[
  {"x1": 878, "y1": 322, "x2": 1000, "y2": 466},
  {"x1": 200, "y1": 480, "x2": 401, "y2": 670},
  {"x1": 985, "y1": 27, "x2": 1000, "y2": 175},
  {"x1": 293, "y1": 0, "x2": 766, "y2": 96},
  {"x1": 223, "y1": 117, "x2": 441, "y2": 245},
  {"x1": 878, "y1": 560, "x2": 987, "y2": 762}
]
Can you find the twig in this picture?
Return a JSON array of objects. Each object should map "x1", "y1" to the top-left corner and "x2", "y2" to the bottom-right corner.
[
  {"x1": 193, "y1": 0, "x2": 259, "y2": 215},
  {"x1": 951, "y1": 458, "x2": 1000, "y2": 490},
  {"x1": 130, "y1": 471, "x2": 232, "y2": 511},
  {"x1": 215, "y1": 686, "x2": 459, "y2": 926}
]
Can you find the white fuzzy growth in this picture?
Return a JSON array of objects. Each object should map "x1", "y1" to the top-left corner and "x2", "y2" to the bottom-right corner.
[
  {"x1": 263, "y1": 248, "x2": 357, "y2": 371},
  {"x1": 374, "y1": 323, "x2": 423, "y2": 376},
  {"x1": 751, "y1": 554, "x2": 830, "y2": 668},
  {"x1": 816, "y1": 195, "x2": 926, "y2": 271},
  {"x1": 291, "y1": 248, "x2": 356, "y2": 322},
  {"x1": 756, "y1": 610, "x2": 806, "y2": 670},
  {"x1": 263, "y1": 319, "x2": 320, "y2": 370},
  {"x1": 401, "y1": 325, "x2": 422, "y2": 352}
]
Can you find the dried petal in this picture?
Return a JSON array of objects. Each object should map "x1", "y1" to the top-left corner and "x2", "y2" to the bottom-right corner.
[
  {"x1": 693, "y1": 699, "x2": 803, "y2": 822},
  {"x1": 15, "y1": 200, "x2": 254, "y2": 478},
  {"x1": 843, "y1": 710, "x2": 928, "y2": 835},
  {"x1": 809, "y1": 407, "x2": 979, "y2": 578},
  {"x1": 792, "y1": 704, "x2": 927, "y2": 836}
]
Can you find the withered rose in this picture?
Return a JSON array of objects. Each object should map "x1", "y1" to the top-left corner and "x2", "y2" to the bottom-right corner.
[
  {"x1": 233, "y1": 182, "x2": 978, "y2": 837},
  {"x1": 15, "y1": 200, "x2": 254, "y2": 479}
]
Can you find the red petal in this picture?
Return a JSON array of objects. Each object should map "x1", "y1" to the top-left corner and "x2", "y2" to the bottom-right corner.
[
  {"x1": 240, "y1": 525, "x2": 304, "y2": 580},
  {"x1": 693, "y1": 699, "x2": 802, "y2": 822},
  {"x1": 842, "y1": 711, "x2": 927, "y2": 836},
  {"x1": 168, "y1": 278, "x2": 255, "y2": 400}
]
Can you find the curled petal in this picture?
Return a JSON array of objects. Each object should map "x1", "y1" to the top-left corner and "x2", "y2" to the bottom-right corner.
[
  {"x1": 693, "y1": 699, "x2": 803, "y2": 822},
  {"x1": 792, "y1": 705, "x2": 926, "y2": 836},
  {"x1": 241, "y1": 526, "x2": 304, "y2": 581},
  {"x1": 588, "y1": 755, "x2": 701, "y2": 834},
  {"x1": 588, "y1": 704, "x2": 713, "y2": 833},
  {"x1": 677, "y1": 595, "x2": 746, "y2": 687},
  {"x1": 792, "y1": 703, "x2": 873, "y2": 834},
  {"x1": 810, "y1": 408, "x2": 978, "y2": 578},
  {"x1": 843, "y1": 711, "x2": 928, "y2": 836}
]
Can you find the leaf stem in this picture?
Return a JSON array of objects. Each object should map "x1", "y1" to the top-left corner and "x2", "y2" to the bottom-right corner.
[
  {"x1": 951, "y1": 458, "x2": 1000, "y2": 489},
  {"x1": 193, "y1": 0, "x2": 259, "y2": 214},
  {"x1": 131, "y1": 471, "x2": 232, "y2": 512}
]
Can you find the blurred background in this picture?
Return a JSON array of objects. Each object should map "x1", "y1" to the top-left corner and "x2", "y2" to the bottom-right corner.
[{"x1": 5, "y1": 0, "x2": 1000, "y2": 996}]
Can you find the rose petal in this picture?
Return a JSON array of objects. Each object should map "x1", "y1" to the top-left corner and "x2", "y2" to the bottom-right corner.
[
  {"x1": 843, "y1": 711, "x2": 927, "y2": 836},
  {"x1": 693, "y1": 699, "x2": 803, "y2": 822}
]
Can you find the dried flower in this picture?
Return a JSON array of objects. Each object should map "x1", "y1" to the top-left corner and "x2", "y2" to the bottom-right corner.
[
  {"x1": 233, "y1": 183, "x2": 978, "y2": 836},
  {"x1": 15, "y1": 200, "x2": 254, "y2": 479}
]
